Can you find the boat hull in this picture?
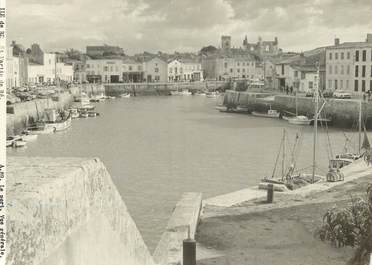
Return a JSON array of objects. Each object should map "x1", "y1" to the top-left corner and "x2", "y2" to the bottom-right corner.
[
  {"x1": 251, "y1": 111, "x2": 280, "y2": 118},
  {"x1": 44, "y1": 116, "x2": 72, "y2": 132}
]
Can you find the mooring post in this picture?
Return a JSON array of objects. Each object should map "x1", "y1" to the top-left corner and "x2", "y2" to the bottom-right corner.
[
  {"x1": 267, "y1": 183, "x2": 274, "y2": 203},
  {"x1": 183, "y1": 225, "x2": 196, "y2": 265}
]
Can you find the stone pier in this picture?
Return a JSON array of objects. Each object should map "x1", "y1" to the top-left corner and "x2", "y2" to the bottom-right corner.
[{"x1": 6, "y1": 157, "x2": 156, "y2": 265}]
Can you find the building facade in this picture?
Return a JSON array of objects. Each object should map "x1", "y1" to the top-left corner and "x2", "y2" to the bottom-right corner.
[
  {"x1": 168, "y1": 59, "x2": 203, "y2": 82},
  {"x1": 143, "y1": 57, "x2": 168, "y2": 82},
  {"x1": 85, "y1": 59, "x2": 124, "y2": 83},
  {"x1": 326, "y1": 34, "x2": 372, "y2": 94},
  {"x1": 202, "y1": 51, "x2": 256, "y2": 81},
  {"x1": 7, "y1": 41, "x2": 29, "y2": 89}
]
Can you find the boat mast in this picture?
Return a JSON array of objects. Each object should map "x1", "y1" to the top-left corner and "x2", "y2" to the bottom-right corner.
[
  {"x1": 312, "y1": 63, "x2": 320, "y2": 183},
  {"x1": 282, "y1": 129, "x2": 286, "y2": 179},
  {"x1": 358, "y1": 99, "x2": 362, "y2": 154},
  {"x1": 295, "y1": 91, "x2": 298, "y2": 116}
]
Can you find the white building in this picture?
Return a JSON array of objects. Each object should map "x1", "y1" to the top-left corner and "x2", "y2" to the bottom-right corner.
[
  {"x1": 168, "y1": 59, "x2": 203, "y2": 82},
  {"x1": 85, "y1": 59, "x2": 124, "y2": 83},
  {"x1": 27, "y1": 52, "x2": 73, "y2": 85},
  {"x1": 326, "y1": 34, "x2": 372, "y2": 94},
  {"x1": 6, "y1": 47, "x2": 20, "y2": 89}
]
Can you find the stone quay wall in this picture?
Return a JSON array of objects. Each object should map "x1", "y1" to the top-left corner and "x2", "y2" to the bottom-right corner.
[
  {"x1": 6, "y1": 92, "x2": 73, "y2": 135},
  {"x1": 223, "y1": 90, "x2": 372, "y2": 128},
  {"x1": 6, "y1": 157, "x2": 156, "y2": 265},
  {"x1": 104, "y1": 81, "x2": 227, "y2": 97}
]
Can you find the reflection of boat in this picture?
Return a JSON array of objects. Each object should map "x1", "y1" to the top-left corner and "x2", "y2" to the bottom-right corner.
[
  {"x1": 182, "y1": 90, "x2": 192, "y2": 96},
  {"x1": 252, "y1": 109, "x2": 280, "y2": 118},
  {"x1": 287, "y1": 115, "x2": 311, "y2": 125},
  {"x1": 170, "y1": 91, "x2": 181, "y2": 96},
  {"x1": 236, "y1": 105, "x2": 249, "y2": 113},
  {"x1": 13, "y1": 139, "x2": 27, "y2": 148},
  {"x1": 6, "y1": 136, "x2": 21, "y2": 147},
  {"x1": 206, "y1": 91, "x2": 218, "y2": 98},
  {"x1": 88, "y1": 111, "x2": 99, "y2": 117},
  {"x1": 80, "y1": 112, "x2": 89, "y2": 118},
  {"x1": 20, "y1": 130, "x2": 38, "y2": 141},
  {"x1": 121, "y1": 93, "x2": 131, "y2": 98},
  {"x1": 26, "y1": 125, "x2": 56, "y2": 134}
]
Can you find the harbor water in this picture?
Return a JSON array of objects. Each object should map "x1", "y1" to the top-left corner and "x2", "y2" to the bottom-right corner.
[{"x1": 7, "y1": 95, "x2": 363, "y2": 251}]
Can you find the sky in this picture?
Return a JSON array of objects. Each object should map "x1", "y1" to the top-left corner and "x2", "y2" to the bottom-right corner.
[{"x1": 7, "y1": 0, "x2": 372, "y2": 54}]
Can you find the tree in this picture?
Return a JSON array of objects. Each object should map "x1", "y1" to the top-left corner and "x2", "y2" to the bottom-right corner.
[{"x1": 317, "y1": 184, "x2": 372, "y2": 265}]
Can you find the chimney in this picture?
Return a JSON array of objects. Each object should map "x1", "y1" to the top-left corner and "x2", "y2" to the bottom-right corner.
[
  {"x1": 274, "y1": 37, "x2": 278, "y2": 44},
  {"x1": 334, "y1": 38, "x2": 340, "y2": 46},
  {"x1": 11, "y1": 40, "x2": 16, "y2": 46},
  {"x1": 367, "y1": 33, "x2": 372, "y2": 43}
]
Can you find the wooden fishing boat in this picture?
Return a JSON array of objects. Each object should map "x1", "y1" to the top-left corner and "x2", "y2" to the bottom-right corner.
[
  {"x1": 252, "y1": 109, "x2": 280, "y2": 118},
  {"x1": 44, "y1": 115, "x2": 72, "y2": 132},
  {"x1": 287, "y1": 115, "x2": 312, "y2": 125}
]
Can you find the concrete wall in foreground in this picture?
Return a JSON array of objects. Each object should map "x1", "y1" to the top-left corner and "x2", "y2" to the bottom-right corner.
[
  {"x1": 6, "y1": 157, "x2": 156, "y2": 265},
  {"x1": 153, "y1": 192, "x2": 202, "y2": 265}
]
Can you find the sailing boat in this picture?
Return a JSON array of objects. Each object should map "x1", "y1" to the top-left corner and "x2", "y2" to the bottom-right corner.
[
  {"x1": 283, "y1": 92, "x2": 312, "y2": 125},
  {"x1": 327, "y1": 100, "x2": 371, "y2": 182},
  {"x1": 260, "y1": 64, "x2": 324, "y2": 190}
]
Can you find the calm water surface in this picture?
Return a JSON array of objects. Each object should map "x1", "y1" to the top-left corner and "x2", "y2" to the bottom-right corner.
[{"x1": 8, "y1": 95, "x2": 362, "y2": 251}]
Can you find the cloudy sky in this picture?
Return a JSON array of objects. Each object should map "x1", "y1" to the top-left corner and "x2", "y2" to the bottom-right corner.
[{"x1": 8, "y1": 0, "x2": 372, "y2": 54}]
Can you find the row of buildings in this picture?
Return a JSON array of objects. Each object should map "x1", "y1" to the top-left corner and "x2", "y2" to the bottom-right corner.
[
  {"x1": 6, "y1": 33, "x2": 372, "y2": 95},
  {"x1": 274, "y1": 34, "x2": 372, "y2": 94}
]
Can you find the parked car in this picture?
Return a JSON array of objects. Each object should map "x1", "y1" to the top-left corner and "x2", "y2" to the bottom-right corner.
[
  {"x1": 333, "y1": 90, "x2": 352, "y2": 99},
  {"x1": 305, "y1": 91, "x2": 314, "y2": 97}
]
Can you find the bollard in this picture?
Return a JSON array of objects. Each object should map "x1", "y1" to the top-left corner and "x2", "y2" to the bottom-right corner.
[
  {"x1": 183, "y1": 226, "x2": 196, "y2": 265},
  {"x1": 267, "y1": 183, "x2": 274, "y2": 203}
]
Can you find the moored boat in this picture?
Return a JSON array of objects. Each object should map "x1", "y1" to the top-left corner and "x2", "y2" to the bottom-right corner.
[
  {"x1": 44, "y1": 115, "x2": 72, "y2": 132},
  {"x1": 26, "y1": 125, "x2": 56, "y2": 134},
  {"x1": 12, "y1": 139, "x2": 27, "y2": 148},
  {"x1": 252, "y1": 109, "x2": 280, "y2": 118},
  {"x1": 287, "y1": 115, "x2": 312, "y2": 125}
]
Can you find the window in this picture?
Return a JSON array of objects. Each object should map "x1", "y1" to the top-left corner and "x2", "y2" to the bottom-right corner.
[
  {"x1": 328, "y1": 80, "x2": 332, "y2": 89},
  {"x1": 329, "y1": 65, "x2": 332, "y2": 74},
  {"x1": 87, "y1": 64, "x2": 90, "y2": 68},
  {"x1": 341, "y1": 52, "x2": 344, "y2": 60},
  {"x1": 281, "y1": 64, "x2": 284, "y2": 75},
  {"x1": 355, "y1": 79, "x2": 359, "y2": 91},
  {"x1": 335, "y1": 65, "x2": 338, "y2": 74},
  {"x1": 347, "y1": 65, "x2": 350, "y2": 75},
  {"x1": 355, "y1": 65, "x2": 359, "y2": 77},
  {"x1": 155, "y1": 67, "x2": 159, "y2": 73},
  {"x1": 362, "y1": 50, "x2": 367, "y2": 61},
  {"x1": 346, "y1": 80, "x2": 349, "y2": 89},
  {"x1": 362, "y1": 65, "x2": 366, "y2": 77},
  {"x1": 370, "y1": 80, "x2": 372, "y2": 91},
  {"x1": 138, "y1": 66, "x2": 142, "y2": 71},
  {"x1": 340, "y1": 80, "x2": 344, "y2": 89},
  {"x1": 335, "y1": 53, "x2": 338, "y2": 60},
  {"x1": 237, "y1": 69, "x2": 240, "y2": 73},
  {"x1": 341, "y1": 65, "x2": 344, "y2": 75},
  {"x1": 301, "y1": 72, "x2": 305, "y2": 79},
  {"x1": 242, "y1": 68, "x2": 245, "y2": 72},
  {"x1": 129, "y1": 66, "x2": 132, "y2": 71},
  {"x1": 224, "y1": 62, "x2": 228, "y2": 68},
  {"x1": 347, "y1": 52, "x2": 350, "y2": 59},
  {"x1": 294, "y1": 71, "x2": 298, "y2": 78},
  {"x1": 329, "y1": 52, "x2": 332, "y2": 60},
  {"x1": 237, "y1": 62, "x2": 240, "y2": 66},
  {"x1": 362, "y1": 80, "x2": 366, "y2": 92},
  {"x1": 356, "y1": 50, "x2": 360, "y2": 62},
  {"x1": 309, "y1": 81, "x2": 313, "y2": 89},
  {"x1": 169, "y1": 68, "x2": 172, "y2": 73},
  {"x1": 230, "y1": 68, "x2": 233, "y2": 73},
  {"x1": 335, "y1": 80, "x2": 338, "y2": 90},
  {"x1": 104, "y1": 66, "x2": 108, "y2": 72}
]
